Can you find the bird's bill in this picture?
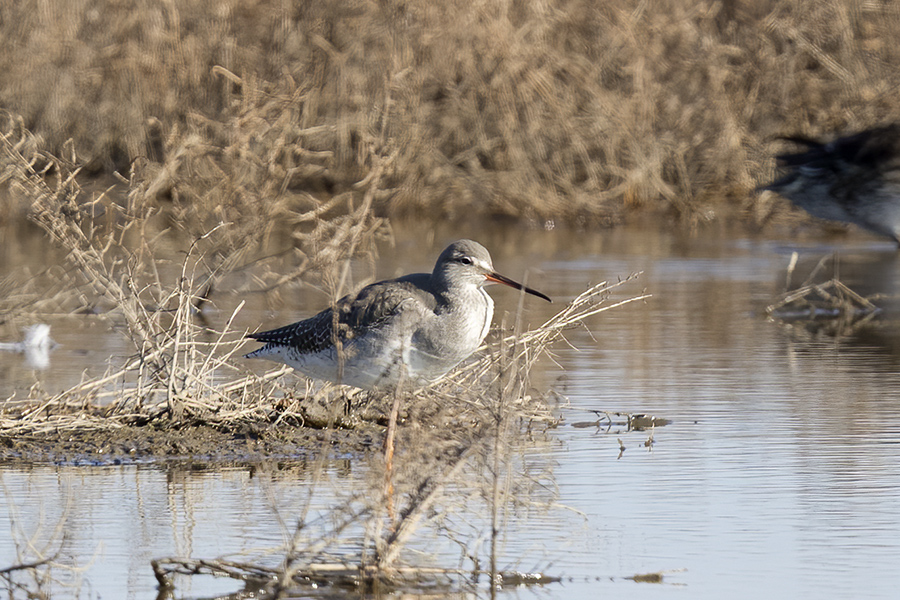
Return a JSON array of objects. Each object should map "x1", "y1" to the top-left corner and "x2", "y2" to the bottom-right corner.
[{"x1": 485, "y1": 272, "x2": 552, "y2": 302}]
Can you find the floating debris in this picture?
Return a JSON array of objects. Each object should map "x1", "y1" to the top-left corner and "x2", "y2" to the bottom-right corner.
[
  {"x1": 629, "y1": 571, "x2": 664, "y2": 583},
  {"x1": 571, "y1": 410, "x2": 670, "y2": 432},
  {"x1": 496, "y1": 571, "x2": 563, "y2": 586},
  {"x1": 767, "y1": 278, "x2": 881, "y2": 337},
  {"x1": 567, "y1": 409, "x2": 667, "y2": 458},
  {"x1": 626, "y1": 568, "x2": 686, "y2": 584}
]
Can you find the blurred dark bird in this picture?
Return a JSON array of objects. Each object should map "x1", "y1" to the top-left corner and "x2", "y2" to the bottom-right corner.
[
  {"x1": 762, "y1": 123, "x2": 900, "y2": 244},
  {"x1": 244, "y1": 239, "x2": 551, "y2": 390}
]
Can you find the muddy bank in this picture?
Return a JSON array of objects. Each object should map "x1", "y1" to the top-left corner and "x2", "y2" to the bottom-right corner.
[{"x1": 0, "y1": 421, "x2": 379, "y2": 467}]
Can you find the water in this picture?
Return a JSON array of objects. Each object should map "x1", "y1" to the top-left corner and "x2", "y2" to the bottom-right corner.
[{"x1": 3, "y1": 222, "x2": 900, "y2": 598}]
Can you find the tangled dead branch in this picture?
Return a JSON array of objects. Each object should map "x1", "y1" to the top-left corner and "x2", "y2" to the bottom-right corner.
[{"x1": 767, "y1": 253, "x2": 882, "y2": 337}]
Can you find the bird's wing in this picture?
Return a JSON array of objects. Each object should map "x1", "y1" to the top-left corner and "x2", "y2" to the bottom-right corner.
[
  {"x1": 246, "y1": 309, "x2": 337, "y2": 354},
  {"x1": 850, "y1": 124, "x2": 900, "y2": 168},
  {"x1": 247, "y1": 276, "x2": 435, "y2": 355},
  {"x1": 343, "y1": 277, "x2": 435, "y2": 334},
  {"x1": 775, "y1": 125, "x2": 900, "y2": 171},
  {"x1": 829, "y1": 125, "x2": 900, "y2": 203}
]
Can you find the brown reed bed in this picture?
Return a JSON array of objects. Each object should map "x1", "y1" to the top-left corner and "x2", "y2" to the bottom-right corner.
[{"x1": 2, "y1": 1, "x2": 900, "y2": 230}]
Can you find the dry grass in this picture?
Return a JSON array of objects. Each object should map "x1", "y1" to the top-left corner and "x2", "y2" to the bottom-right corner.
[
  {"x1": 2, "y1": 1, "x2": 900, "y2": 227},
  {"x1": 0, "y1": 110, "x2": 385, "y2": 421},
  {"x1": 1, "y1": 112, "x2": 648, "y2": 594},
  {"x1": 144, "y1": 276, "x2": 647, "y2": 596},
  {"x1": 5, "y1": 2, "x2": 894, "y2": 591}
]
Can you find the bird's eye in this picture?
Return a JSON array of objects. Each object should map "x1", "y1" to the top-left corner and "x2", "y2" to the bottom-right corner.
[{"x1": 458, "y1": 256, "x2": 473, "y2": 265}]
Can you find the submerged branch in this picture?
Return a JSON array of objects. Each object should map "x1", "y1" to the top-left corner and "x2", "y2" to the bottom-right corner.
[{"x1": 151, "y1": 556, "x2": 561, "y2": 592}]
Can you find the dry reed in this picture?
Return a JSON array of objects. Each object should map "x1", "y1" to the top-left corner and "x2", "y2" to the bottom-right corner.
[
  {"x1": 3, "y1": 1, "x2": 900, "y2": 228},
  {"x1": 766, "y1": 253, "x2": 881, "y2": 337}
]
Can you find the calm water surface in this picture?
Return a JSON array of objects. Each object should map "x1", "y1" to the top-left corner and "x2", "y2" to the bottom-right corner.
[{"x1": 3, "y1": 223, "x2": 900, "y2": 599}]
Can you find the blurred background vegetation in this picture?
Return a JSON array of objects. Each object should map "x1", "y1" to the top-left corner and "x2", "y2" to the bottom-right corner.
[{"x1": 2, "y1": 0, "x2": 899, "y2": 230}]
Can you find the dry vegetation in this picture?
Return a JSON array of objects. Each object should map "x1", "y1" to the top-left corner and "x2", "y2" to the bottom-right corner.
[
  {"x1": 766, "y1": 252, "x2": 882, "y2": 337},
  {"x1": 0, "y1": 111, "x2": 649, "y2": 595},
  {"x1": 4, "y1": 0, "x2": 893, "y2": 594},
  {"x1": 2, "y1": 0, "x2": 900, "y2": 227}
]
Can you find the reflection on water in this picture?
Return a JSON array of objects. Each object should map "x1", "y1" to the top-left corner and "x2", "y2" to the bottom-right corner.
[
  {"x1": 3, "y1": 224, "x2": 900, "y2": 598},
  {"x1": 0, "y1": 463, "x2": 353, "y2": 599},
  {"x1": 0, "y1": 324, "x2": 57, "y2": 369}
]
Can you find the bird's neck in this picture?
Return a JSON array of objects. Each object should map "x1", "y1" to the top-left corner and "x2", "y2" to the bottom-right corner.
[{"x1": 431, "y1": 276, "x2": 484, "y2": 308}]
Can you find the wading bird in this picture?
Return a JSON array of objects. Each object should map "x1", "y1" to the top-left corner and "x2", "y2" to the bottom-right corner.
[
  {"x1": 763, "y1": 123, "x2": 900, "y2": 245},
  {"x1": 244, "y1": 239, "x2": 551, "y2": 390}
]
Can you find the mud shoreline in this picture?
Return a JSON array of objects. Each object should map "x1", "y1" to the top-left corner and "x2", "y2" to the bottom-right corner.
[{"x1": 1, "y1": 421, "x2": 378, "y2": 467}]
